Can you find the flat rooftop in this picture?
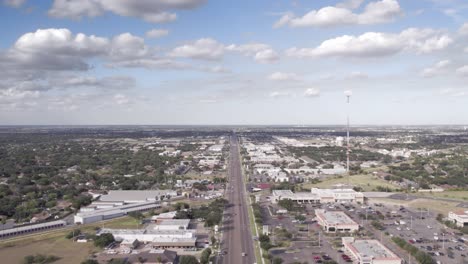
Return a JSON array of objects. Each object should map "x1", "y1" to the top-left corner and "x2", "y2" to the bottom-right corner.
[
  {"x1": 100, "y1": 190, "x2": 175, "y2": 202},
  {"x1": 157, "y1": 219, "x2": 190, "y2": 226},
  {"x1": 347, "y1": 239, "x2": 399, "y2": 260},
  {"x1": 316, "y1": 210, "x2": 357, "y2": 225}
]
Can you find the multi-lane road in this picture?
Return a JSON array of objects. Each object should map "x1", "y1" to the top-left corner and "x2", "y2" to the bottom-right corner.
[{"x1": 219, "y1": 134, "x2": 256, "y2": 264}]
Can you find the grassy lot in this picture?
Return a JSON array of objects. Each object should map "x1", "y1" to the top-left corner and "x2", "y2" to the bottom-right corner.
[
  {"x1": 0, "y1": 235, "x2": 97, "y2": 264},
  {"x1": 372, "y1": 197, "x2": 460, "y2": 215},
  {"x1": 413, "y1": 191, "x2": 468, "y2": 201},
  {"x1": 302, "y1": 174, "x2": 396, "y2": 192},
  {"x1": 0, "y1": 216, "x2": 144, "y2": 264}
]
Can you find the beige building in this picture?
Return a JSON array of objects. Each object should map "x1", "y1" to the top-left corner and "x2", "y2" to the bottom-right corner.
[
  {"x1": 315, "y1": 209, "x2": 359, "y2": 233},
  {"x1": 342, "y1": 237, "x2": 402, "y2": 264},
  {"x1": 448, "y1": 211, "x2": 468, "y2": 227}
]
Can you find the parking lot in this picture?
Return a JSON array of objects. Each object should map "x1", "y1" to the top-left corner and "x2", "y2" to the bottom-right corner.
[{"x1": 258, "y1": 193, "x2": 468, "y2": 264}]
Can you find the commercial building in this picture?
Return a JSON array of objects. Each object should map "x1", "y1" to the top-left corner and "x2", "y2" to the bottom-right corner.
[
  {"x1": 342, "y1": 237, "x2": 402, "y2": 264},
  {"x1": 271, "y1": 188, "x2": 364, "y2": 204},
  {"x1": 74, "y1": 201, "x2": 161, "y2": 224},
  {"x1": 448, "y1": 211, "x2": 468, "y2": 227},
  {"x1": 98, "y1": 228, "x2": 197, "y2": 248},
  {"x1": 315, "y1": 209, "x2": 359, "y2": 233},
  {"x1": 153, "y1": 219, "x2": 191, "y2": 231},
  {"x1": 0, "y1": 220, "x2": 66, "y2": 239},
  {"x1": 100, "y1": 190, "x2": 178, "y2": 204}
]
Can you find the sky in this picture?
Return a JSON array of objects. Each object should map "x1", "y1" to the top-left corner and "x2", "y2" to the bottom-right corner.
[{"x1": 1, "y1": 0, "x2": 468, "y2": 125}]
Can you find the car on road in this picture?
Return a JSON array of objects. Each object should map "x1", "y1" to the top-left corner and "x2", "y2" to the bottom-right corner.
[{"x1": 241, "y1": 252, "x2": 246, "y2": 257}]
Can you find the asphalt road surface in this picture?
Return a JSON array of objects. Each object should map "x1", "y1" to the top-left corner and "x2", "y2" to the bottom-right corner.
[{"x1": 219, "y1": 134, "x2": 256, "y2": 264}]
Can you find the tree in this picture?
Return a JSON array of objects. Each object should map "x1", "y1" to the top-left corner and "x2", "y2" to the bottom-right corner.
[
  {"x1": 179, "y1": 255, "x2": 199, "y2": 264},
  {"x1": 278, "y1": 199, "x2": 294, "y2": 211},
  {"x1": 94, "y1": 233, "x2": 115, "y2": 248},
  {"x1": 272, "y1": 257, "x2": 284, "y2": 264},
  {"x1": 200, "y1": 248, "x2": 212, "y2": 264},
  {"x1": 81, "y1": 260, "x2": 99, "y2": 264},
  {"x1": 295, "y1": 215, "x2": 306, "y2": 222}
]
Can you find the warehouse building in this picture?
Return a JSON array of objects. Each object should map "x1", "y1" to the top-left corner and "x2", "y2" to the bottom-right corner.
[
  {"x1": 99, "y1": 190, "x2": 178, "y2": 204},
  {"x1": 315, "y1": 209, "x2": 359, "y2": 233},
  {"x1": 342, "y1": 237, "x2": 402, "y2": 264},
  {"x1": 74, "y1": 201, "x2": 160, "y2": 224},
  {"x1": 98, "y1": 228, "x2": 197, "y2": 248},
  {"x1": 152, "y1": 219, "x2": 191, "y2": 231},
  {"x1": 0, "y1": 220, "x2": 66, "y2": 239}
]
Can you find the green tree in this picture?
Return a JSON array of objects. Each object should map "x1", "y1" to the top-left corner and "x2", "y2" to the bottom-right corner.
[
  {"x1": 200, "y1": 248, "x2": 212, "y2": 264},
  {"x1": 179, "y1": 255, "x2": 199, "y2": 264},
  {"x1": 94, "y1": 233, "x2": 115, "y2": 248},
  {"x1": 272, "y1": 257, "x2": 284, "y2": 264}
]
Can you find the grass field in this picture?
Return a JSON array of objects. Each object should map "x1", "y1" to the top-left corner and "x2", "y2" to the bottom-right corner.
[
  {"x1": 372, "y1": 197, "x2": 460, "y2": 214},
  {"x1": 302, "y1": 174, "x2": 396, "y2": 192},
  {"x1": 413, "y1": 191, "x2": 468, "y2": 201},
  {"x1": 0, "y1": 216, "x2": 144, "y2": 264},
  {"x1": 0, "y1": 236, "x2": 96, "y2": 264}
]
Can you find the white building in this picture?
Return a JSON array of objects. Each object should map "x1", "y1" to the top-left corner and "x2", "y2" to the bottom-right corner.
[
  {"x1": 153, "y1": 219, "x2": 191, "y2": 231},
  {"x1": 100, "y1": 190, "x2": 178, "y2": 204},
  {"x1": 342, "y1": 237, "x2": 402, "y2": 264},
  {"x1": 271, "y1": 188, "x2": 364, "y2": 204},
  {"x1": 315, "y1": 209, "x2": 359, "y2": 233},
  {"x1": 98, "y1": 228, "x2": 196, "y2": 248},
  {"x1": 336, "y1": 137, "x2": 344, "y2": 147},
  {"x1": 74, "y1": 202, "x2": 161, "y2": 224},
  {"x1": 448, "y1": 211, "x2": 468, "y2": 227},
  {"x1": 208, "y1": 145, "x2": 223, "y2": 152}
]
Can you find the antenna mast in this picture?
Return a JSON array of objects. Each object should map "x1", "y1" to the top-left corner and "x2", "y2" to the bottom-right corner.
[{"x1": 345, "y1": 91, "x2": 352, "y2": 187}]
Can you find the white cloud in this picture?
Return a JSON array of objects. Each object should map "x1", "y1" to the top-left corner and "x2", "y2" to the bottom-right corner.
[
  {"x1": 459, "y1": 22, "x2": 468, "y2": 35},
  {"x1": 275, "y1": 0, "x2": 401, "y2": 28},
  {"x1": 268, "y1": 72, "x2": 300, "y2": 81},
  {"x1": 168, "y1": 38, "x2": 224, "y2": 60},
  {"x1": 146, "y1": 29, "x2": 169, "y2": 38},
  {"x1": 347, "y1": 71, "x2": 369, "y2": 79},
  {"x1": 304, "y1": 88, "x2": 320, "y2": 97},
  {"x1": 226, "y1": 43, "x2": 279, "y2": 63},
  {"x1": 286, "y1": 28, "x2": 452, "y2": 58},
  {"x1": 48, "y1": 0, "x2": 206, "y2": 23},
  {"x1": 456, "y1": 65, "x2": 468, "y2": 76},
  {"x1": 3, "y1": 0, "x2": 25, "y2": 7},
  {"x1": 336, "y1": 0, "x2": 365, "y2": 9},
  {"x1": 113, "y1": 93, "x2": 130, "y2": 105},
  {"x1": 269, "y1": 91, "x2": 292, "y2": 98},
  {"x1": 254, "y1": 49, "x2": 279, "y2": 63},
  {"x1": 109, "y1": 33, "x2": 150, "y2": 61},
  {"x1": 5, "y1": 28, "x2": 109, "y2": 71},
  {"x1": 420, "y1": 60, "x2": 451, "y2": 77}
]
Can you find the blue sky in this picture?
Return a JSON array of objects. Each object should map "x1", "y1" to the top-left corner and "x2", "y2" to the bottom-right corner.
[{"x1": 1, "y1": 0, "x2": 468, "y2": 125}]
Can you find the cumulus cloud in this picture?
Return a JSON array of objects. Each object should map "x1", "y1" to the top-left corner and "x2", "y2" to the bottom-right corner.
[
  {"x1": 146, "y1": 29, "x2": 169, "y2": 38},
  {"x1": 286, "y1": 28, "x2": 453, "y2": 58},
  {"x1": 336, "y1": 0, "x2": 365, "y2": 9},
  {"x1": 456, "y1": 65, "x2": 468, "y2": 76},
  {"x1": 268, "y1": 72, "x2": 300, "y2": 81},
  {"x1": 274, "y1": 0, "x2": 401, "y2": 28},
  {"x1": 50, "y1": 75, "x2": 136, "y2": 90},
  {"x1": 420, "y1": 60, "x2": 451, "y2": 78},
  {"x1": 226, "y1": 43, "x2": 279, "y2": 63},
  {"x1": 459, "y1": 22, "x2": 468, "y2": 35},
  {"x1": 48, "y1": 0, "x2": 206, "y2": 23},
  {"x1": 3, "y1": 0, "x2": 25, "y2": 7},
  {"x1": 269, "y1": 91, "x2": 292, "y2": 98},
  {"x1": 304, "y1": 88, "x2": 320, "y2": 97},
  {"x1": 168, "y1": 38, "x2": 225, "y2": 60}
]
